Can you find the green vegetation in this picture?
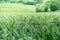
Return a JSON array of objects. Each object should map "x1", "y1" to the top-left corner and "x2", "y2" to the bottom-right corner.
[
  {"x1": 0, "y1": 12, "x2": 60, "y2": 40},
  {"x1": 0, "y1": 3, "x2": 35, "y2": 12},
  {"x1": 36, "y1": 0, "x2": 60, "y2": 12},
  {"x1": 0, "y1": 0, "x2": 36, "y2": 5},
  {"x1": 0, "y1": 0, "x2": 60, "y2": 40}
]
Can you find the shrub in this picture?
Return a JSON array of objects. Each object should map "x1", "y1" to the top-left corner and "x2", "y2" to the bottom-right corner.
[
  {"x1": 36, "y1": 0, "x2": 60, "y2": 12},
  {"x1": 17, "y1": 0, "x2": 23, "y2": 3},
  {"x1": 45, "y1": 0, "x2": 60, "y2": 11},
  {"x1": 50, "y1": 1, "x2": 60, "y2": 11},
  {"x1": 0, "y1": 13, "x2": 60, "y2": 40},
  {"x1": 23, "y1": 1, "x2": 36, "y2": 5},
  {"x1": 36, "y1": 4, "x2": 46, "y2": 12}
]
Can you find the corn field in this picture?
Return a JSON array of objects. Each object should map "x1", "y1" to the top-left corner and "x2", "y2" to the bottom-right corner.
[{"x1": 0, "y1": 12, "x2": 60, "y2": 40}]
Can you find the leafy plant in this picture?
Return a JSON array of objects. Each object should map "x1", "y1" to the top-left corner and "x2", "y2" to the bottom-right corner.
[{"x1": 0, "y1": 13, "x2": 60, "y2": 40}]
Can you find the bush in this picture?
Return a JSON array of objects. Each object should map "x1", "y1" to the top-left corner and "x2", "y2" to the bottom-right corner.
[
  {"x1": 36, "y1": 4, "x2": 46, "y2": 12},
  {"x1": 36, "y1": 0, "x2": 60, "y2": 12},
  {"x1": 0, "y1": 13, "x2": 60, "y2": 40},
  {"x1": 50, "y1": 1, "x2": 60, "y2": 11},
  {"x1": 17, "y1": 0, "x2": 23, "y2": 3},
  {"x1": 23, "y1": 1, "x2": 36, "y2": 5},
  {"x1": 45, "y1": 0, "x2": 60, "y2": 11}
]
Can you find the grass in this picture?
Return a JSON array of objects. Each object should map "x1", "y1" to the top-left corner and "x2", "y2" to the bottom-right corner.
[
  {"x1": 0, "y1": 3, "x2": 35, "y2": 12},
  {"x1": 0, "y1": 3, "x2": 60, "y2": 40},
  {"x1": 0, "y1": 12, "x2": 60, "y2": 40}
]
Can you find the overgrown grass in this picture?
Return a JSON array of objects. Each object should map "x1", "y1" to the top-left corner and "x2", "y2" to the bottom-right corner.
[
  {"x1": 0, "y1": 3, "x2": 35, "y2": 12},
  {"x1": 0, "y1": 12, "x2": 60, "y2": 40}
]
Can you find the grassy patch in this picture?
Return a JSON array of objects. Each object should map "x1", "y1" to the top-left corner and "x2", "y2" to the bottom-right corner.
[
  {"x1": 0, "y1": 12, "x2": 60, "y2": 40},
  {"x1": 0, "y1": 3, "x2": 35, "y2": 12}
]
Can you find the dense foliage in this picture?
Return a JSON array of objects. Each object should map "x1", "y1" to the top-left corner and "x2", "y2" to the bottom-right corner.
[
  {"x1": 0, "y1": 13, "x2": 60, "y2": 40},
  {"x1": 36, "y1": 0, "x2": 60, "y2": 12},
  {"x1": 0, "y1": 0, "x2": 60, "y2": 40},
  {"x1": 0, "y1": 0, "x2": 60, "y2": 12}
]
